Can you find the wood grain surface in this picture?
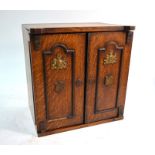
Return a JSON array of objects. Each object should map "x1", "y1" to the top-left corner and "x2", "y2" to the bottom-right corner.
[
  {"x1": 23, "y1": 23, "x2": 135, "y2": 136},
  {"x1": 23, "y1": 23, "x2": 135, "y2": 34},
  {"x1": 30, "y1": 33, "x2": 86, "y2": 132},
  {"x1": 85, "y1": 32, "x2": 126, "y2": 123}
]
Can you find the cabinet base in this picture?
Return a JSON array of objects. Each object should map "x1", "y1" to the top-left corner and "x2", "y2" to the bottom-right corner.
[{"x1": 38, "y1": 116, "x2": 123, "y2": 137}]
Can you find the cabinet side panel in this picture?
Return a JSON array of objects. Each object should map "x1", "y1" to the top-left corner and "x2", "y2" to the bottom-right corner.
[
  {"x1": 117, "y1": 31, "x2": 134, "y2": 114},
  {"x1": 22, "y1": 26, "x2": 35, "y2": 124}
]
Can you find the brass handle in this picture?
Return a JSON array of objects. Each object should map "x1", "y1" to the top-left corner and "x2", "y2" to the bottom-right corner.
[
  {"x1": 104, "y1": 75, "x2": 113, "y2": 86},
  {"x1": 51, "y1": 54, "x2": 67, "y2": 70}
]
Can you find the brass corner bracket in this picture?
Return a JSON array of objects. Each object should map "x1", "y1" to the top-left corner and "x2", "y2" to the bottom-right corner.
[{"x1": 31, "y1": 35, "x2": 41, "y2": 51}]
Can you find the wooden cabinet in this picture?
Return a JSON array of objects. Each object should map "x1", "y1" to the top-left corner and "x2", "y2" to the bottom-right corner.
[{"x1": 22, "y1": 23, "x2": 135, "y2": 136}]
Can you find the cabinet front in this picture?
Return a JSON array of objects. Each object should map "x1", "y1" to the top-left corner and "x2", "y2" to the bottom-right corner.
[
  {"x1": 30, "y1": 33, "x2": 86, "y2": 132},
  {"x1": 85, "y1": 32, "x2": 127, "y2": 123}
]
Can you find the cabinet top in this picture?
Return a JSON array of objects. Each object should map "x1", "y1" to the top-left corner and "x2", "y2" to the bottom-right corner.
[{"x1": 23, "y1": 22, "x2": 135, "y2": 34}]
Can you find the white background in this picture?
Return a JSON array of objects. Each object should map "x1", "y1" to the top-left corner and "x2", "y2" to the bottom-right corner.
[{"x1": 0, "y1": 0, "x2": 155, "y2": 154}]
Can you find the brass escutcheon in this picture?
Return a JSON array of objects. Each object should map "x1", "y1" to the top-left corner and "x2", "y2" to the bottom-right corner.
[
  {"x1": 51, "y1": 54, "x2": 67, "y2": 70},
  {"x1": 104, "y1": 50, "x2": 117, "y2": 65}
]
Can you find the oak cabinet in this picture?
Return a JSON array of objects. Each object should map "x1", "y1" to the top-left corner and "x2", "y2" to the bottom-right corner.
[{"x1": 22, "y1": 23, "x2": 135, "y2": 136}]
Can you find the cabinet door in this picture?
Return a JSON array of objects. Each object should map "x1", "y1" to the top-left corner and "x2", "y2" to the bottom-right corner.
[
  {"x1": 85, "y1": 32, "x2": 132, "y2": 123},
  {"x1": 30, "y1": 33, "x2": 86, "y2": 133}
]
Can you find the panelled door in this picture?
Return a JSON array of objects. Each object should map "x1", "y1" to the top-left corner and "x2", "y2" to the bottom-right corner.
[
  {"x1": 85, "y1": 32, "x2": 129, "y2": 123},
  {"x1": 30, "y1": 33, "x2": 86, "y2": 133}
]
